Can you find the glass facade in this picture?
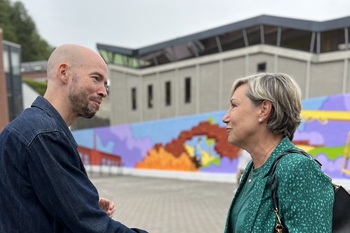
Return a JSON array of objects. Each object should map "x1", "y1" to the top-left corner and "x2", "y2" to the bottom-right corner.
[
  {"x1": 3, "y1": 41, "x2": 22, "y2": 121},
  {"x1": 264, "y1": 25, "x2": 279, "y2": 46},
  {"x1": 320, "y1": 29, "x2": 346, "y2": 53},
  {"x1": 98, "y1": 16, "x2": 350, "y2": 69},
  {"x1": 280, "y1": 28, "x2": 313, "y2": 52},
  {"x1": 219, "y1": 30, "x2": 245, "y2": 51}
]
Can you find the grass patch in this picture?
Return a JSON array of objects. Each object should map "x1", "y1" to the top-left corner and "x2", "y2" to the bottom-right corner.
[{"x1": 23, "y1": 78, "x2": 47, "y2": 96}]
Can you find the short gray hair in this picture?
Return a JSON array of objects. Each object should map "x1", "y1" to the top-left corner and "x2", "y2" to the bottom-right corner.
[{"x1": 231, "y1": 73, "x2": 302, "y2": 140}]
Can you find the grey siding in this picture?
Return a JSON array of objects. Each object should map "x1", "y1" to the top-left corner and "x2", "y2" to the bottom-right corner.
[
  {"x1": 221, "y1": 57, "x2": 246, "y2": 110},
  {"x1": 278, "y1": 57, "x2": 308, "y2": 97},
  {"x1": 199, "y1": 61, "x2": 220, "y2": 113},
  {"x1": 310, "y1": 61, "x2": 344, "y2": 97},
  {"x1": 109, "y1": 46, "x2": 350, "y2": 125}
]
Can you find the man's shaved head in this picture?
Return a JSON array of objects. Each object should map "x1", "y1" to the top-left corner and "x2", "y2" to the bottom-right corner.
[{"x1": 47, "y1": 44, "x2": 105, "y2": 79}]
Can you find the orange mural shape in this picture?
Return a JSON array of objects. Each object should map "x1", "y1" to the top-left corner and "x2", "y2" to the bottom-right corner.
[
  {"x1": 136, "y1": 121, "x2": 241, "y2": 170},
  {"x1": 135, "y1": 144, "x2": 198, "y2": 171}
]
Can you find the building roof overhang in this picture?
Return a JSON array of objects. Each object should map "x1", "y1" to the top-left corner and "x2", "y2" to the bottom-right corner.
[{"x1": 97, "y1": 14, "x2": 350, "y2": 56}]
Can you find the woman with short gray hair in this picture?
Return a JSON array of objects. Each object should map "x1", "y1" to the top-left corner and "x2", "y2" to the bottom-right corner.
[{"x1": 222, "y1": 73, "x2": 333, "y2": 232}]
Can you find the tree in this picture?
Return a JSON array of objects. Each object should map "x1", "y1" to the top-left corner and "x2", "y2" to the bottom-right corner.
[
  {"x1": 0, "y1": 0, "x2": 53, "y2": 61},
  {"x1": 0, "y1": 0, "x2": 16, "y2": 41}
]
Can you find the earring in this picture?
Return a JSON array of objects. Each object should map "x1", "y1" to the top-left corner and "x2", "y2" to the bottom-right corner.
[{"x1": 259, "y1": 118, "x2": 262, "y2": 122}]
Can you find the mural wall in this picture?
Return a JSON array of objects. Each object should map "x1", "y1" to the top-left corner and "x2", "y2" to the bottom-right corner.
[{"x1": 72, "y1": 94, "x2": 350, "y2": 180}]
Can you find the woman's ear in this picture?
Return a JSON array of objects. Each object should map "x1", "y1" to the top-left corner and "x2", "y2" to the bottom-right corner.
[{"x1": 259, "y1": 100, "x2": 273, "y2": 122}]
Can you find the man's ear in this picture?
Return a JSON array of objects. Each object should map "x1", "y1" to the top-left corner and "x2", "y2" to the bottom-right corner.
[
  {"x1": 259, "y1": 100, "x2": 273, "y2": 121},
  {"x1": 57, "y1": 63, "x2": 69, "y2": 84}
]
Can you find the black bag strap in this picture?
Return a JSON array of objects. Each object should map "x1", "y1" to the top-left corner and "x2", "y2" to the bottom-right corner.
[{"x1": 268, "y1": 149, "x2": 322, "y2": 216}]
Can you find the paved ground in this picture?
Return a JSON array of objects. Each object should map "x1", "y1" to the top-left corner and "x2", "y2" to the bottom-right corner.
[{"x1": 91, "y1": 174, "x2": 237, "y2": 233}]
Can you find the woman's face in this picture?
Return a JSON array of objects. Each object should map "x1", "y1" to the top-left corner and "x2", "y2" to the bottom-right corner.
[{"x1": 222, "y1": 83, "x2": 261, "y2": 147}]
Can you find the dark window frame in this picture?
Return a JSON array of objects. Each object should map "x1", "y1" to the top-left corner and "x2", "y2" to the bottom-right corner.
[
  {"x1": 131, "y1": 87, "x2": 137, "y2": 110},
  {"x1": 147, "y1": 84, "x2": 153, "y2": 108},
  {"x1": 165, "y1": 81, "x2": 171, "y2": 106},
  {"x1": 257, "y1": 62, "x2": 266, "y2": 72},
  {"x1": 185, "y1": 77, "x2": 191, "y2": 103}
]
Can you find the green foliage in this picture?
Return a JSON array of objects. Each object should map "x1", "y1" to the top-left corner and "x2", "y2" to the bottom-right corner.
[
  {"x1": 0, "y1": 0, "x2": 54, "y2": 61},
  {"x1": 206, "y1": 137, "x2": 214, "y2": 147},
  {"x1": 308, "y1": 146, "x2": 345, "y2": 160},
  {"x1": 201, "y1": 157, "x2": 220, "y2": 168},
  {"x1": 208, "y1": 116, "x2": 214, "y2": 124},
  {"x1": 22, "y1": 78, "x2": 47, "y2": 96},
  {"x1": 0, "y1": 0, "x2": 16, "y2": 41}
]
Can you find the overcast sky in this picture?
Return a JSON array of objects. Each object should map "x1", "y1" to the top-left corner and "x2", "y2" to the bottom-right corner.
[{"x1": 14, "y1": 0, "x2": 350, "y2": 51}]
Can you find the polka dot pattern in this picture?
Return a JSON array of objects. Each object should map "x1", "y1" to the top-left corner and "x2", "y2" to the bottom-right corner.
[{"x1": 224, "y1": 137, "x2": 334, "y2": 233}]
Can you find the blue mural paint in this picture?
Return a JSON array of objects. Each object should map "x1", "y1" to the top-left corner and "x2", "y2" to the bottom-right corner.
[{"x1": 72, "y1": 94, "x2": 350, "y2": 180}]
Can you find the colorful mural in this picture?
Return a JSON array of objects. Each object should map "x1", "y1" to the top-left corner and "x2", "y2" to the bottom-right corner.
[
  {"x1": 295, "y1": 94, "x2": 350, "y2": 179},
  {"x1": 72, "y1": 94, "x2": 350, "y2": 180}
]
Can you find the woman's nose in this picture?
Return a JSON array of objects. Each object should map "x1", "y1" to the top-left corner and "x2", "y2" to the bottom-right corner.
[{"x1": 222, "y1": 111, "x2": 229, "y2": 123}]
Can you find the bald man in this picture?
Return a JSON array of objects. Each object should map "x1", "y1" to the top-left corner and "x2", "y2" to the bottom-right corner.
[{"x1": 0, "y1": 44, "x2": 147, "y2": 232}]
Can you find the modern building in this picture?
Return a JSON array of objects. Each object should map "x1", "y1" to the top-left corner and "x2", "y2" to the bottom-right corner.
[
  {"x1": 3, "y1": 40, "x2": 22, "y2": 122},
  {"x1": 0, "y1": 29, "x2": 9, "y2": 131},
  {"x1": 97, "y1": 14, "x2": 350, "y2": 126},
  {"x1": 21, "y1": 60, "x2": 48, "y2": 82}
]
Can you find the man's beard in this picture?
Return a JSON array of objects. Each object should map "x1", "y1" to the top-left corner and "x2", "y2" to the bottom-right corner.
[
  {"x1": 69, "y1": 91, "x2": 97, "y2": 118},
  {"x1": 68, "y1": 76, "x2": 98, "y2": 119}
]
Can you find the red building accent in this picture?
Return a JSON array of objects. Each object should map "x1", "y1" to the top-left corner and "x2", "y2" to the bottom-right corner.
[
  {"x1": 77, "y1": 133, "x2": 122, "y2": 166},
  {"x1": 0, "y1": 30, "x2": 10, "y2": 131}
]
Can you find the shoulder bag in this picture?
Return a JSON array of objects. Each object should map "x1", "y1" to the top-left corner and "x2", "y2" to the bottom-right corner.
[{"x1": 269, "y1": 149, "x2": 350, "y2": 233}]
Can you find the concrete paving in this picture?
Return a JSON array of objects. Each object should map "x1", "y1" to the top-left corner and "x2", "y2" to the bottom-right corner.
[{"x1": 91, "y1": 174, "x2": 237, "y2": 233}]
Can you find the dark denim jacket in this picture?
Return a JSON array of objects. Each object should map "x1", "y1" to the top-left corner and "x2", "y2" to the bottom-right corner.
[{"x1": 0, "y1": 96, "x2": 146, "y2": 233}]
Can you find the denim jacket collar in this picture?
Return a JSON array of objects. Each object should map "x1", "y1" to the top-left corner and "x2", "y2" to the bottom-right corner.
[{"x1": 31, "y1": 96, "x2": 78, "y2": 148}]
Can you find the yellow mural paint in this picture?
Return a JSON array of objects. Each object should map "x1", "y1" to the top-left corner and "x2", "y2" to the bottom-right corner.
[
  {"x1": 295, "y1": 145, "x2": 315, "y2": 153},
  {"x1": 184, "y1": 144, "x2": 217, "y2": 167},
  {"x1": 342, "y1": 132, "x2": 350, "y2": 175},
  {"x1": 201, "y1": 150, "x2": 216, "y2": 166},
  {"x1": 301, "y1": 110, "x2": 350, "y2": 122},
  {"x1": 185, "y1": 144, "x2": 194, "y2": 157}
]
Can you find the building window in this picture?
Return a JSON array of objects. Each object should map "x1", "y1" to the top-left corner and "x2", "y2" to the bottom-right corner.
[
  {"x1": 131, "y1": 88, "x2": 137, "y2": 110},
  {"x1": 147, "y1": 84, "x2": 153, "y2": 108},
  {"x1": 185, "y1": 77, "x2": 191, "y2": 103},
  {"x1": 10, "y1": 50, "x2": 20, "y2": 75},
  {"x1": 3, "y1": 50, "x2": 10, "y2": 73},
  {"x1": 165, "y1": 81, "x2": 171, "y2": 106},
  {"x1": 257, "y1": 62, "x2": 266, "y2": 72}
]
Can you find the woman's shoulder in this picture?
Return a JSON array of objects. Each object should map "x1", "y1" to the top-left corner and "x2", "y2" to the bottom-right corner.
[
  {"x1": 276, "y1": 151, "x2": 332, "y2": 185},
  {"x1": 278, "y1": 152, "x2": 319, "y2": 171}
]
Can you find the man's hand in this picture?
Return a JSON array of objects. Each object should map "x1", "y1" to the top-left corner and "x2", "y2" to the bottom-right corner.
[{"x1": 99, "y1": 197, "x2": 116, "y2": 218}]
